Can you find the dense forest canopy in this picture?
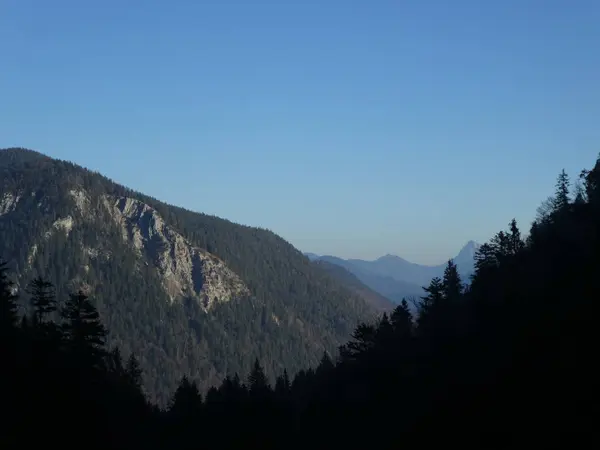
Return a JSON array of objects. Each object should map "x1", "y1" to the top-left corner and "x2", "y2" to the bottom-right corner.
[{"x1": 2, "y1": 151, "x2": 597, "y2": 448}]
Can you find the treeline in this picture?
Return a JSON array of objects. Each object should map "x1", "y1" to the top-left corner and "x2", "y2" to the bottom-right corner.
[{"x1": 2, "y1": 157, "x2": 598, "y2": 448}]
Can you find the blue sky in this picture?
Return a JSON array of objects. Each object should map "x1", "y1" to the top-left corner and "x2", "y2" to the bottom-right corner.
[{"x1": 1, "y1": 0, "x2": 599, "y2": 264}]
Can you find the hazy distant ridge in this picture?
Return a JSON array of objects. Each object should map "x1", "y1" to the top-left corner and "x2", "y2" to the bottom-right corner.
[{"x1": 306, "y1": 241, "x2": 480, "y2": 303}]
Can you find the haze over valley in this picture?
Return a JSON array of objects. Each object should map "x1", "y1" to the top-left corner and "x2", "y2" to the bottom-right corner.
[{"x1": 305, "y1": 240, "x2": 480, "y2": 304}]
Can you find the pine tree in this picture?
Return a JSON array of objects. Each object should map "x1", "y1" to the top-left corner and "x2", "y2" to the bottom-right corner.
[
  {"x1": 126, "y1": 354, "x2": 143, "y2": 391},
  {"x1": 376, "y1": 312, "x2": 394, "y2": 347},
  {"x1": 316, "y1": 350, "x2": 334, "y2": 377},
  {"x1": 247, "y1": 358, "x2": 269, "y2": 394},
  {"x1": 61, "y1": 290, "x2": 107, "y2": 368},
  {"x1": 417, "y1": 277, "x2": 444, "y2": 331},
  {"x1": 275, "y1": 370, "x2": 291, "y2": 398},
  {"x1": 527, "y1": 221, "x2": 540, "y2": 247},
  {"x1": 0, "y1": 259, "x2": 18, "y2": 333},
  {"x1": 170, "y1": 375, "x2": 203, "y2": 418},
  {"x1": 490, "y1": 231, "x2": 511, "y2": 261},
  {"x1": 339, "y1": 323, "x2": 377, "y2": 361},
  {"x1": 553, "y1": 169, "x2": 571, "y2": 212},
  {"x1": 391, "y1": 299, "x2": 413, "y2": 338},
  {"x1": 442, "y1": 260, "x2": 463, "y2": 302},
  {"x1": 27, "y1": 276, "x2": 56, "y2": 325},
  {"x1": 474, "y1": 243, "x2": 498, "y2": 274},
  {"x1": 508, "y1": 219, "x2": 525, "y2": 255}
]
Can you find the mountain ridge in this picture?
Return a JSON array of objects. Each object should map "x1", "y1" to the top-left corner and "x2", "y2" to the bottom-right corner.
[
  {"x1": 0, "y1": 147, "x2": 376, "y2": 405},
  {"x1": 311, "y1": 259, "x2": 395, "y2": 312},
  {"x1": 308, "y1": 240, "x2": 480, "y2": 268},
  {"x1": 306, "y1": 241, "x2": 480, "y2": 303}
]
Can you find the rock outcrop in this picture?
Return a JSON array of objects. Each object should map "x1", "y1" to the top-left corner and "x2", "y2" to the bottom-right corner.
[{"x1": 103, "y1": 195, "x2": 250, "y2": 309}]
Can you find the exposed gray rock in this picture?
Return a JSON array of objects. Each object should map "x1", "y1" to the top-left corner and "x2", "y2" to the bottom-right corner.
[
  {"x1": 103, "y1": 195, "x2": 250, "y2": 309},
  {"x1": 0, "y1": 192, "x2": 20, "y2": 216}
]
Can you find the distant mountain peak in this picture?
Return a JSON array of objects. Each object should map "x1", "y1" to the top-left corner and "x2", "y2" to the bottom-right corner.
[
  {"x1": 376, "y1": 253, "x2": 407, "y2": 263},
  {"x1": 457, "y1": 240, "x2": 481, "y2": 259}
]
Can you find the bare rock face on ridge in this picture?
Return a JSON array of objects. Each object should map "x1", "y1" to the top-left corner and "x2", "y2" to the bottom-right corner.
[{"x1": 105, "y1": 195, "x2": 250, "y2": 309}]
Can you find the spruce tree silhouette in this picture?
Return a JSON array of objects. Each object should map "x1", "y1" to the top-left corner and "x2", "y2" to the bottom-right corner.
[
  {"x1": 61, "y1": 290, "x2": 107, "y2": 370},
  {"x1": 27, "y1": 276, "x2": 56, "y2": 326},
  {"x1": 0, "y1": 259, "x2": 18, "y2": 333}
]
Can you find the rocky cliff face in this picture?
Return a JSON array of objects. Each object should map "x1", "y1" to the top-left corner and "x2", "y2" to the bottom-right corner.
[
  {"x1": 0, "y1": 192, "x2": 21, "y2": 216},
  {"x1": 103, "y1": 195, "x2": 250, "y2": 309},
  {"x1": 9, "y1": 187, "x2": 250, "y2": 310}
]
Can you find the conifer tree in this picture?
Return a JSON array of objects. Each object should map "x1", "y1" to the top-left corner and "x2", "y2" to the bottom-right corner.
[
  {"x1": 391, "y1": 299, "x2": 413, "y2": 338},
  {"x1": 27, "y1": 276, "x2": 56, "y2": 325},
  {"x1": 553, "y1": 169, "x2": 571, "y2": 212},
  {"x1": 442, "y1": 260, "x2": 462, "y2": 302},
  {"x1": 126, "y1": 353, "x2": 143, "y2": 391},
  {"x1": 318, "y1": 350, "x2": 334, "y2": 373},
  {"x1": 0, "y1": 259, "x2": 18, "y2": 333},
  {"x1": 474, "y1": 243, "x2": 498, "y2": 274},
  {"x1": 339, "y1": 322, "x2": 377, "y2": 361},
  {"x1": 508, "y1": 219, "x2": 525, "y2": 255},
  {"x1": 417, "y1": 277, "x2": 444, "y2": 333},
  {"x1": 60, "y1": 290, "x2": 106, "y2": 369},
  {"x1": 275, "y1": 369, "x2": 291, "y2": 398},
  {"x1": 248, "y1": 358, "x2": 269, "y2": 394},
  {"x1": 170, "y1": 375, "x2": 203, "y2": 418}
]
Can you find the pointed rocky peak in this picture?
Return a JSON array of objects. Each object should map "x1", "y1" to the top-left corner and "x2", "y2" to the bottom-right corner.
[
  {"x1": 457, "y1": 240, "x2": 481, "y2": 259},
  {"x1": 453, "y1": 241, "x2": 481, "y2": 272}
]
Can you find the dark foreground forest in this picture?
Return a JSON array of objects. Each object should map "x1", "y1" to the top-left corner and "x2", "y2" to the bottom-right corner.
[{"x1": 1, "y1": 157, "x2": 597, "y2": 449}]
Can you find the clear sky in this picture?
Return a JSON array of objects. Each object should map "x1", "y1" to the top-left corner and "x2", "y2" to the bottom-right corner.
[{"x1": 1, "y1": 0, "x2": 599, "y2": 264}]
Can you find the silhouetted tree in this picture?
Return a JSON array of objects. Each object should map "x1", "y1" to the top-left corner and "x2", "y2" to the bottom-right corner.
[
  {"x1": 553, "y1": 169, "x2": 571, "y2": 212},
  {"x1": 169, "y1": 375, "x2": 203, "y2": 418},
  {"x1": 275, "y1": 369, "x2": 291, "y2": 398},
  {"x1": 126, "y1": 353, "x2": 143, "y2": 391},
  {"x1": 0, "y1": 259, "x2": 18, "y2": 332},
  {"x1": 339, "y1": 323, "x2": 377, "y2": 361},
  {"x1": 248, "y1": 358, "x2": 270, "y2": 395},
  {"x1": 391, "y1": 299, "x2": 413, "y2": 338},
  {"x1": 508, "y1": 219, "x2": 525, "y2": 255},
  {"x1": 27, "y1": 276, "x2": 56, "y2": 325},
  {"x1": 442, "y1": 260, "x2": 462, "y2": 302},
  {"x1": 60, "y1": 290, "x2": 106, "y2": 369},
  {"x1": 416, "y1": 276, "x2": 444, "y2": 334}
]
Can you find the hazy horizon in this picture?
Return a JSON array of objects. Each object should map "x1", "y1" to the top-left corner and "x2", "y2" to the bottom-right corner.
[
  {"x1": 2, "y1": 1, "x2": 599, "y2": 265},
  {"x1": 302, "y1": 239, "x2": 479, "y2": 266}
]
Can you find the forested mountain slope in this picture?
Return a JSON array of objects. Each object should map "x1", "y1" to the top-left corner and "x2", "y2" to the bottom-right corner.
[
  {"x1": 0, "y1": 147, "x2": 374, "y2": 404},
  {"x1": 2, "y1": 154, "x2": 595, "y2": 449}
]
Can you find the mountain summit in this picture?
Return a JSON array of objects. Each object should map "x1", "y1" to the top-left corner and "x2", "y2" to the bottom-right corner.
[{"x1": 456, "y1": 240, "x2": 481, "y2": 263}]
